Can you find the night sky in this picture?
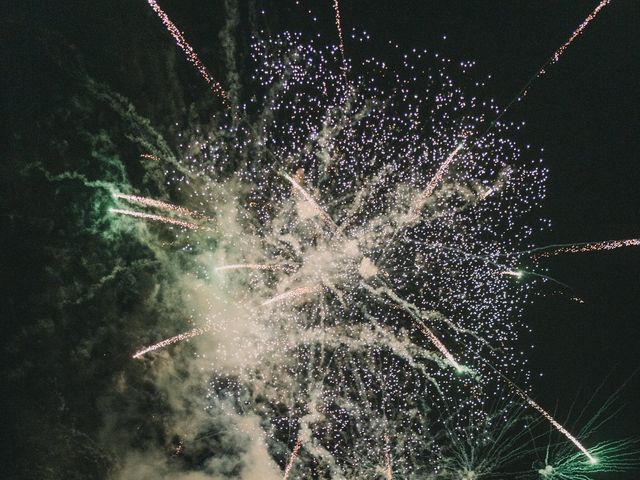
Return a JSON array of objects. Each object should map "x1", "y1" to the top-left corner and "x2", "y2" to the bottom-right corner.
[{"x1": 3, "y1": 1, "x2": 639, "y2": 478}]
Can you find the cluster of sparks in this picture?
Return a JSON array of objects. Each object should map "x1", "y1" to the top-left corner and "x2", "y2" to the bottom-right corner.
[{"x1": 111, "y1": 1, "x2": 639, "y2": 478}]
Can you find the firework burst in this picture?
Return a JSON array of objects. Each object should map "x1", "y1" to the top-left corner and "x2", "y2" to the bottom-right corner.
[{"x1": 119, "y1": 2, "x2": 637, "y2": 478}]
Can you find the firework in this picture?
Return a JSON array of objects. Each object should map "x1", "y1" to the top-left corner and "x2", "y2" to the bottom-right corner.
[{"x1": 119, "y1": 2, "x2": 637, "y2": 477}]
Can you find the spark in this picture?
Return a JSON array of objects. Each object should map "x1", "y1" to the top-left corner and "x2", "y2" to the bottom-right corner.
[
  {"x1": 518, "y1": 0, "x2": 613, "y2": 99},
  {"x1": 109, "y1": 208, "x2": 199, "y2": 230},
  {"x1": 282, "y1": 171, "x2": 337, "y2": 228},
  {"x1": 540, "y1": 0, "x2": 612, "y2": 77},
  {"x1": 140, "y1": 153, "x2": 160, "y2": 161},
  {"x1": 502, "y1": 270, "x2": 524, "y2": 279},
  {"x1": 283, "y1": 438, "x2": 302, "y2": 479},
  {"x1": 113, "y1": 193, "x2": 210, "y2": 220},
  {"x1": 332, "y1": 0, "x2": 347, "y2": 70},
  {"x1": 215, "y1": 263, "x2": 292, "y2": 272},
  {"x1": 383, "y1": 433, "x2": 393, "y2": 480},
  {"x1": 409, "y1": 141, "x2": 465, "y2": 217},
  {"x1": 146, "y1": 0, "x2": 230, "y2": 106},
  {"x1": 262, "y1": 285, "x2": 323, "y2": 307},
  {"x1": 512, "y1": 386, "x2": 596, "y2": 463},
  {"x1": 132, "y1": 324, "x2": 211, "y2": 359},
  {"x1": 533, "y1": 239, "x2": 640, "y2": 258}
]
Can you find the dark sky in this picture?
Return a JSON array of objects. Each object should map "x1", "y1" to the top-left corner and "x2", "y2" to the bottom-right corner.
[{"x1": 3, "y1": 0, "x2": 639, "y2": 477}]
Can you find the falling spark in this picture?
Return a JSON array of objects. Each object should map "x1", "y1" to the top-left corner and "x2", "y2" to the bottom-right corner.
[
  {"x1": 383, "y1": 433, "x2": 393, "y2": 480},
  {"x1": 146, "y1": 0, "x2": 230, "y2": 106},
  {"x1": 512, "y1": 387, "x2": 597, "y2": 464},
  {"x1": 109, "y1": 208, "x2": 198, "y2": 230},
  {"x1": 501, "y1": 270, "x2": 524, "y2": 279},
  {"x1": 282, "y1": 172, "x2": 337, "y2": 228},
  {"x1": 533, "y1": 239, "x2": 640, "y2": 258},
  {"x1": 540, "y1": 0, "x2": 611, "y2": 77},
  {"x1": 113, "y1": 193, "x2": 210, "y2": 220},
  {"x1": 332, "y1": 0, "x2": 347, "y2": 69},
  {"x1": 415, "y1": 319, "x2": 463, "y2": 372},
  {"x1": 283, "y1": 438, "x2": 302, "y2": 479},
  {"x1": 132, "y1": 324, "x2": 211, "y2": 359},
  {"x1": 262, "y1": 285, "x2": 322, "y2": 307},
  {"x1": 410, "y1": 142, "x2": 465, "y2": 217},
  {"x1": 518, "y1": 0, "x2": 612, "y2": 99},
  {"x1": 215, "y1": 263, "x2": 292, "y2": 272}
]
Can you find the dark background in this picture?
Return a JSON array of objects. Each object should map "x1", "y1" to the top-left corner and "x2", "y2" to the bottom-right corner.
[{"x1": 3, "y1": 0, "x2": 639, "y2": 477}]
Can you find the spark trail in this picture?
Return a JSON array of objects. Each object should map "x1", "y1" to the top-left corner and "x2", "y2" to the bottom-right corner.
[
  {"x1": 538, "y1": 0, "x2": 612, "y2": 78},
  {"x1": 283, "y1": 439, "x2": 302, "y2": 479},
  {"x1": 332, "y1": 0, "x2": 347, "y2": 69},
  {"x1": 146, "y1": 0, "x2": 230, "y2": 106},
  {"x1": 514, "y1": 388, "x2": 597, "y2": 464},
  {"x1": 133, "y1": 324, "x2": 211, "y2": 359},
  {"x1": 262, "y1": 285, "x2": 323, "y2": 307},
  {"x1": 532, "y1": 239, "x2": 640, "y2": 258},
  {"x1": 113, "y1": 193, "x2": 209, "y2": 220},
  {"x1": 109, "y1": 208, "x2": 198, "y2": 229},
  {"x1": 215, "y1": 263, "x2": 291, "y2": 272}
]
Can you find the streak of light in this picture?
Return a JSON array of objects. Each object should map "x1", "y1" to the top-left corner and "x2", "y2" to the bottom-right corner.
[
  {"x1": 501, "y1": 270, "x2": 524, "y2": 279},
  {"x1": 215, "y1": 263, "x2": 293, "y2": 272},
  {"x1": 282, "y1": 171, "x2": 337, "y2": 228},
  {"x1": 113, "y1": 193, "x2": 210, "y2": 220},
  {"x1": 283, "y1": 438, "x2": 302, "y2": 479},
  {"x1": 146, "y1": 0, "x2": 230, "y2": 107},
  {"x1": 109, "y1": 208, "x2": 199, "y2": 230},
  {"x1": 513, "y1": 388, "x2": 597, "y2": 464},
  {"x1": 485, "y1": 0, "x2": 613, "y2": 135},
  {"x1": 410, "y1": 142, "x2": 465, "y2": 216},
  {"x1": 363, "y1": 282, "x2": 463, "y2": 372},
  {"x1": 415, "y1": 319, "x2": 463, "y2": 373},
  {"x1": 132, "y1": 324, "x2": 211, "y2": 359},
  {"x1": 332, "y1": 0, "x2": 347, "y2": 70},
  {"x1": 140, "y1": 153, "x2": 160, "y2": 161},
  {"x1": 536, "y1": 0, "x2": 612, "y2": 81},
  {"x1": 262, "y1": 285, "x2": 322, "y2": 307},
  {"x1": 383, "y1": 433, "x2": 393, "y2": 480},
  {"x1": 533, "y1": 239, "x2": 640, "y2": 258}
]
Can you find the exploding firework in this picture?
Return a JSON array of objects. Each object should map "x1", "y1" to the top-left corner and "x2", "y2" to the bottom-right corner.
[{"x1": 116, "y1": 2, "x2": 638, "y2": 478}]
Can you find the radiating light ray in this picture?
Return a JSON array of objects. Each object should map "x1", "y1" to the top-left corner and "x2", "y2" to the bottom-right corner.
[
  {"x1": 363, "y1": 282, "x2": 464, "y2": 372},
  {"x1": 484, "y1": 0, "x2": 613, "y2": 136},
  {"x1": 511, "y1": 385, "x2": 596, "y2": 464},
  {"x1": 262, "y1": 285, "x2": 323, "y2": 307},
  {"x1": 109, "y1": 208, "x2": 199, "y2": 230},
  {"x1": 538, "y1": 0, "x2": 612, "y2": 79},
  {"x1": 332, "y1": 0, "x2": 347, "y2": 70},
  {"x1": 282, "y1": 171, "x2": 337, "y2": 228},
  {"x1": 409, "y1": 142, "x2": 465, "y2": 217},
  {"x1": 215, "y1": 263, "x2": 292, "y2": 272},
  {"x1": 383, "y1": 433, "x2": 393, "y2": 480},
  {"x1": 532, "y1": 239, "x2": 640, "y2": 258},
  {"x1": 146, "y1": 0, "x2": 230, "y2": 106},
  {"x1": 415, "y1": 319, "x2": 463, "y2": 373},
  {"x1": 113, "y1": 193, "x2": 210, "y2": 220},
  {"x1": 283, "y1": 438, "x2": 302, "y2": 479},
  {"x1": 132, "y1": 324, "x2": 211, "y2": 359}
]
